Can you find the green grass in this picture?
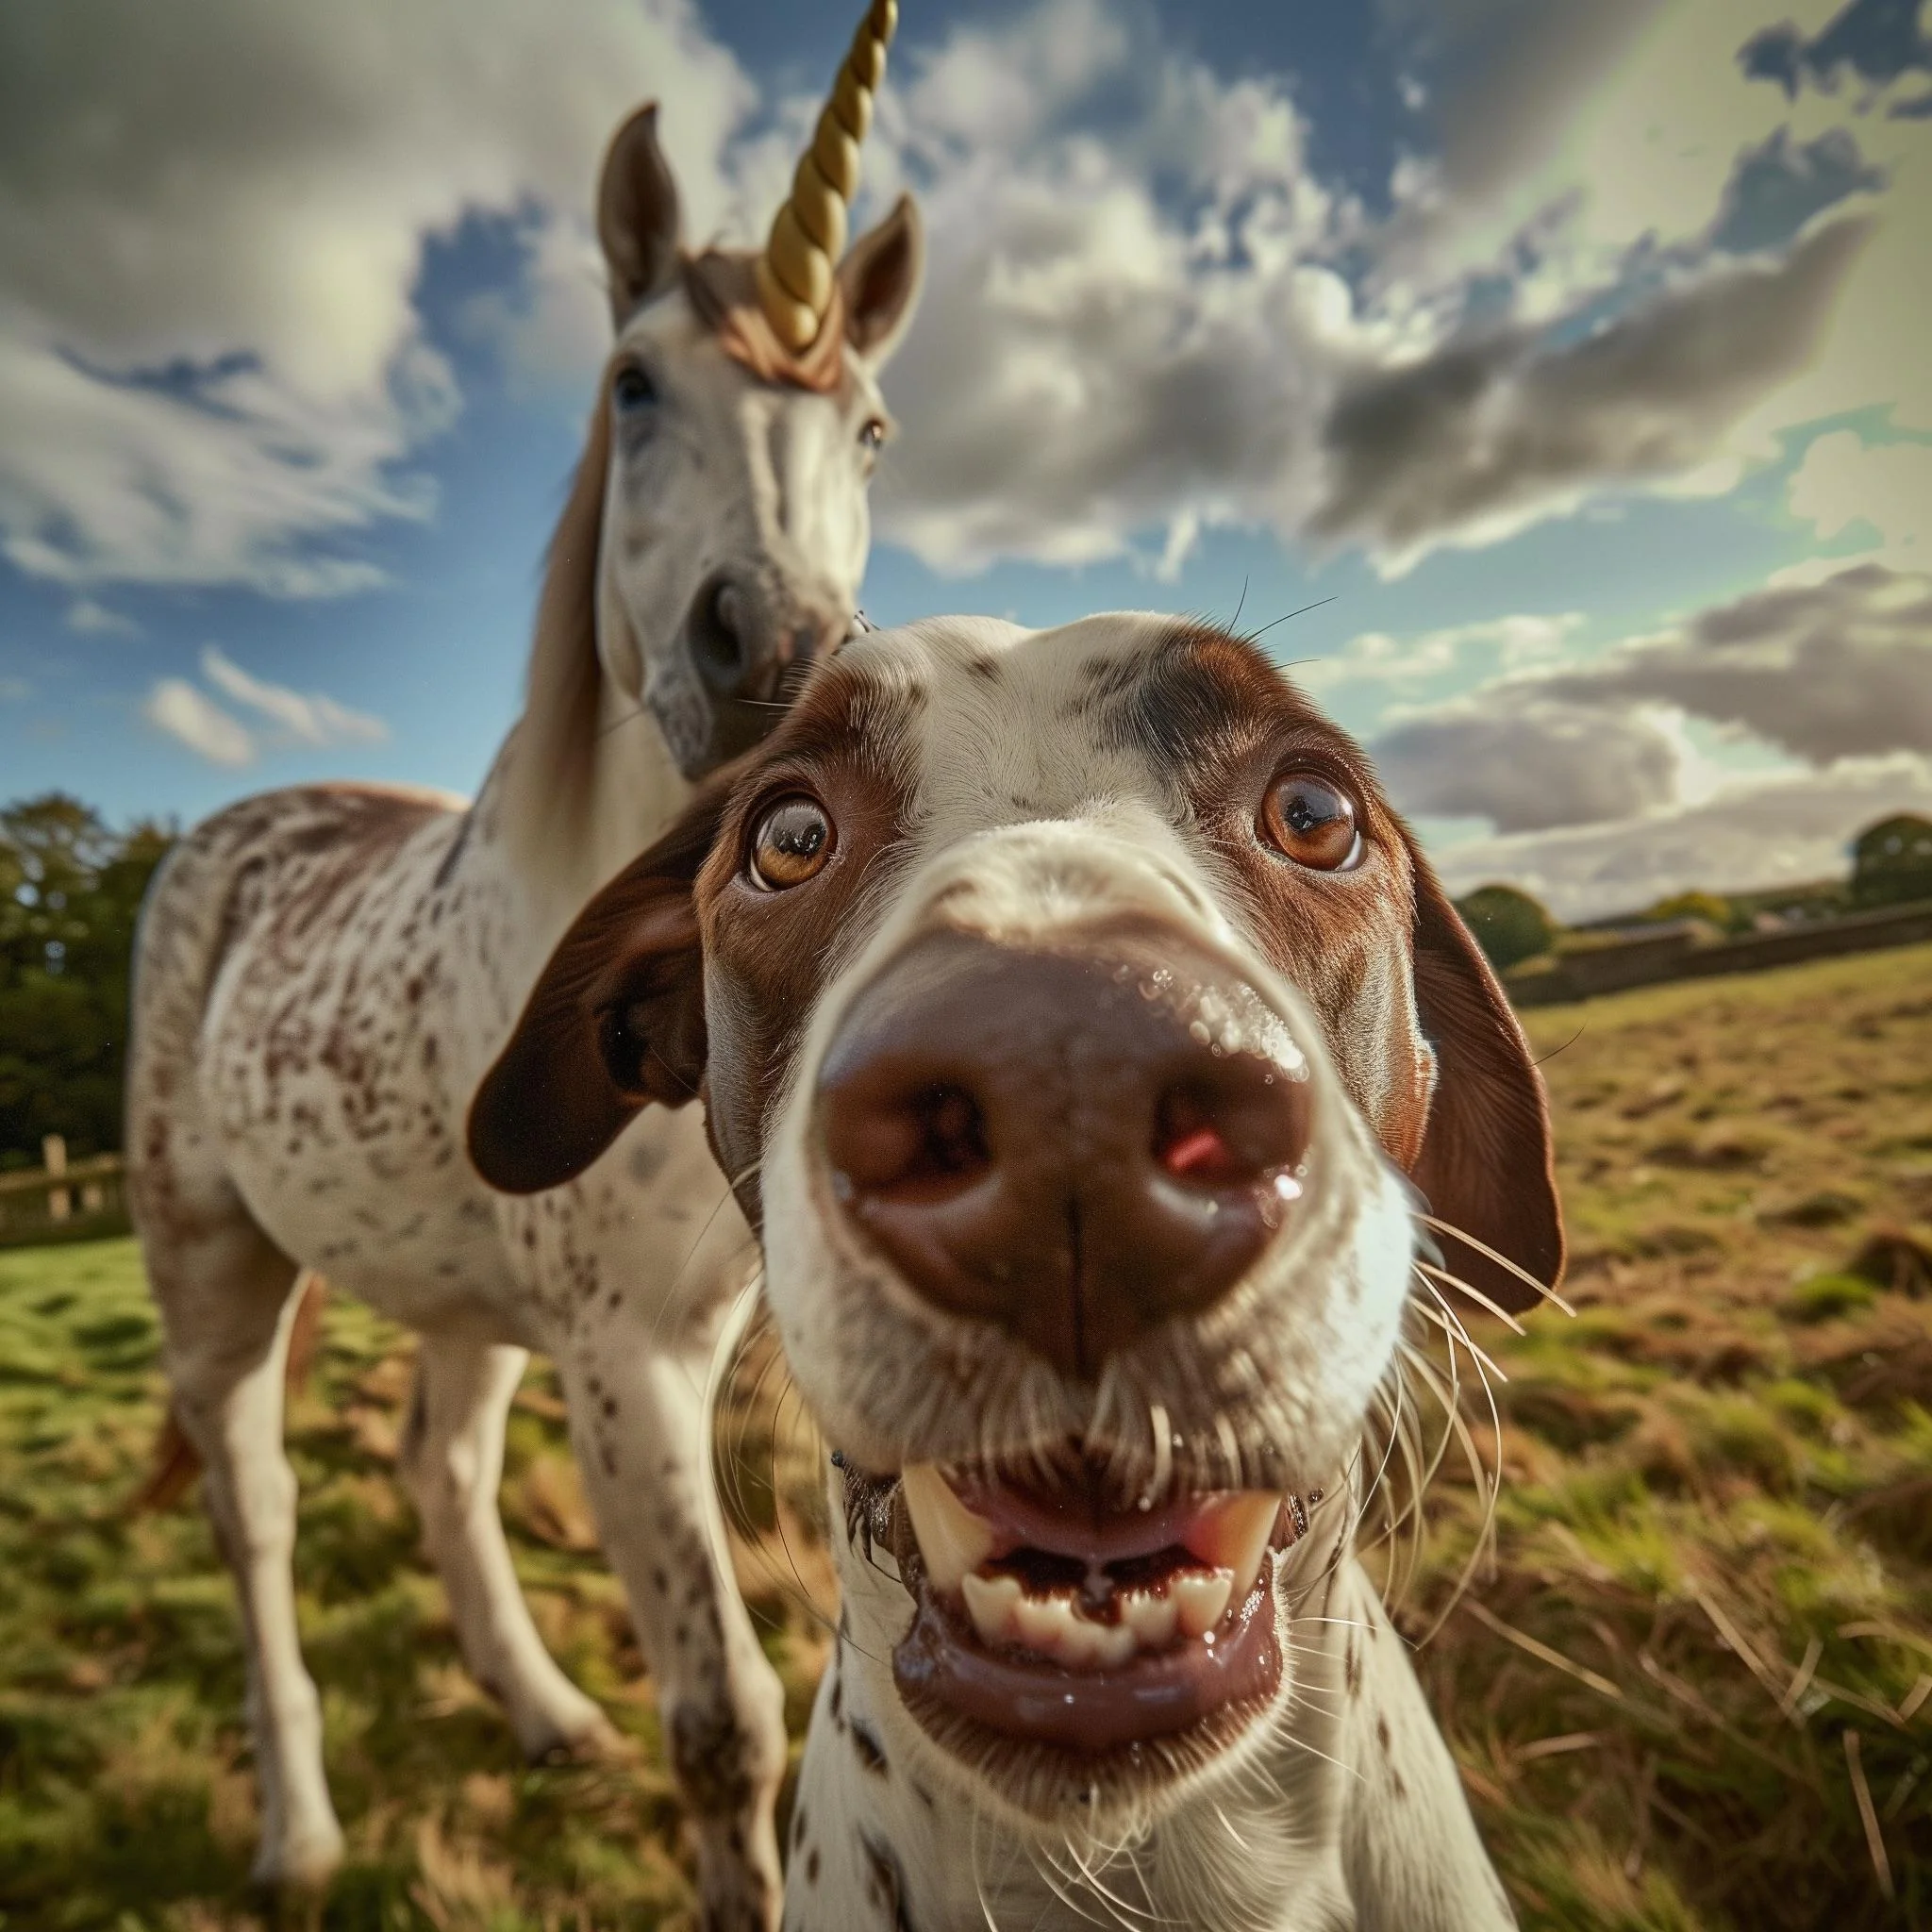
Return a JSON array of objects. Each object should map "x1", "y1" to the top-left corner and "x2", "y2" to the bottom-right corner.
[
  {"x1": 1407, "y1": 941, "x2": 1932, "y2": 1931},
  {"x1": 2, "y1": 942, "x2": 1929, "y2": 1928}
]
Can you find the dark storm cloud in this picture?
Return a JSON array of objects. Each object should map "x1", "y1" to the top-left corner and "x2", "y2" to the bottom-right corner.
[
  {"x1": 1371, "y1": 694, "x2": 1683, "y2": 833},
  {"x1": 1308, "y1": 212, "x2": 1873, "y2": 558},
  {"x1": 1741, "y1": 0, "x2": 1932, "y2": 109},
  {"x1": 1545, "y1": 562, "x2": 1932, "y2": 762}
]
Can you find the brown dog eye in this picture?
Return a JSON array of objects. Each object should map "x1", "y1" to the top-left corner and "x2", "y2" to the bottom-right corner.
[
  {"x1": 749, "y1": 794, "x2": 834, "y2": 891},
  {"x1": 1259, "y1": 772, "x2": 1360, "y2": 871}
]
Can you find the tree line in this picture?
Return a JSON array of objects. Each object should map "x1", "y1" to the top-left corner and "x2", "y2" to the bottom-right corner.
[{"x1": 1, "y1": 796, "x2": 173, "y2": 1168}]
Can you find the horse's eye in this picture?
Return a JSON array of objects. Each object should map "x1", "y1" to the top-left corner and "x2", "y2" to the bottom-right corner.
[
  {"x1": 858, "y1": 417, "x2": 887, "y2": 451},
  {"x1": 612, "y1": 364, "x2": 658, "y2": 412},
  {"x1": 748, "y1": 794, "x2": 835, "y2": 891},
  {"x1": 1258, "y1": 772, "x2": 1361, "y2": 872}
]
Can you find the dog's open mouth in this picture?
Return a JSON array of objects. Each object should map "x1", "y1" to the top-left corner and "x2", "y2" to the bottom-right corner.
[{"x1": 883, "y1": 1464, "x2": 1313, "y2": 1755}]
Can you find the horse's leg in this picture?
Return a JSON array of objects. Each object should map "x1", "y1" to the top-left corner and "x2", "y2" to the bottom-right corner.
[
  {"x1": 399, "y1": 1332, "x2": 619, "y2": 1759},
  {"x1": 559, "y1": 1331, "x2": 787, "y2": 1932},
  {"x1": 150, "y1": 1212, "x2": 342, "y2": 1888}
]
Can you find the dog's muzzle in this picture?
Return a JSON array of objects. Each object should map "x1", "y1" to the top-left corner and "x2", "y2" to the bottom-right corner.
[{"x1": 814, "y1": 924, "x2": 1322, "y2": 1762}]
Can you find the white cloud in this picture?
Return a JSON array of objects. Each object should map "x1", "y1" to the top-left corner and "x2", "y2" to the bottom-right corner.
[
  {"x1": 868, "y1": 0, "x2": 1913, "y2": 575},
  {"x1": 1788, "y1": 427, "x2": 1932, "y2": 566},
  {"x1": 1427, "y1": 752, "x2": 1932, "y2": 921},
  {"x1": 140, "y1": 648, "x2": 386, "y2": 765},
  {"x1": 64, "y1": 597, "x2": 139, "y2": 637},
  {"x1": 199, "y1": 645, "x2": 388, "y2": 747},
  {"x1": 1300, "y1": 611, "x2": 1581, "y2": 692},
  {"x1": 1542, "y1": 562, "x2": 1932, "y2": 762},
  {"x1": 0, "y1": 0, "x2": 754, "y2": 595},
  {"x1": 1375, "y1": 560, "x2": 1932, "y2": 843},
  {"x1": 144, "y1": 679, "x2": 255, "y2": 766},
  {"x1": 1381, "y1": 556, "x2": 1932, "y2": 909},
  {"x1": 0, "y1": 0, "x2": 1921, "y2": 598}
]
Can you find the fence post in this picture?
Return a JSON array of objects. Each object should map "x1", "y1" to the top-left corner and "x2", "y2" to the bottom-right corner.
[{"x1": 42, "y1": 1133, "x2": 70, "y2": 1222}]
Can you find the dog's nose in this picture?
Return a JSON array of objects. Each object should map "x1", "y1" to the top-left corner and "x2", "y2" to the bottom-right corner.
[{"x1": 817, "y1": 930, "x2": 1312, "y2": 1378}]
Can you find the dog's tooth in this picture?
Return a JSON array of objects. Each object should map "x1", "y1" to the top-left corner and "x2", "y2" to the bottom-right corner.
[
  {"x1": 1057, "y1": 1607, "x2": 1106, "y2": 1670},
  {"x1": 1012, "y1": 1590, "x2": 1079, "y2": 1658},
  {"x1": 1174, "y1": 1568, "x2": 1235, "y2": 1638},
  {"x1": 1181, "y1": 1492, "x2": 1281, "y2": 1604},
  {"x1": 960, "y1": 1571, "x2": 1022, "y2": 1646},
  {"x1": 1121, "y1": 1587, "x2": 1178, "y2": 1650},
  {"x1": 901, "y1": 1463, "x2": 997, "y2": 1594},
  {"x1": 1086, "y1": 1614, "x2": 1140, "y2": 1670}
]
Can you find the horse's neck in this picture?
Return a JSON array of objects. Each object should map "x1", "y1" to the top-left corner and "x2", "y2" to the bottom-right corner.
[{"x1": 469, "y1": 676, "x2": 690, "y2": 988}]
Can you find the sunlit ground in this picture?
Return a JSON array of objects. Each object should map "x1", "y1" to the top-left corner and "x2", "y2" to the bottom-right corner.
[{"x1": 2, "y1": 944, "x2": 1928, "y2": 1930}]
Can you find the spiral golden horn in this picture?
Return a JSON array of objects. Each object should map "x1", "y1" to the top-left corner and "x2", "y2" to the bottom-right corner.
[{"x1": 757, "y1": 0, "x2": 898, "y2": 352}]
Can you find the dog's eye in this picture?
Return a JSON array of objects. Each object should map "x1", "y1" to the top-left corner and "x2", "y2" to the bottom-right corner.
[
  {"x1": 858, "y1": 416, "x2": 887, "y2": 451},
  {"x1": 748, "y1": 794, "x2": 834, "y2": 891},
  {"x1": 1259, "y1": 772, "x2": 1360, "y2": 871},
  {"x1": 611, "y1": 364, "x2": 658, "y2": 412}
]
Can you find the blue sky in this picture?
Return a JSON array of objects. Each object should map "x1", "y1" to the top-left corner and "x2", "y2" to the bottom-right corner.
[{"x1": 1, "y1": 0, "x2": 1927, "y2": 917}]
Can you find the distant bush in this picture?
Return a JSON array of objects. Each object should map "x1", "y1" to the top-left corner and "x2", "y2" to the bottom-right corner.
[
  {"x1": 1641, "y1": 889, "x2": 1736, "y2": 931},
  {"x1": 1454, "y1": 883, "x2": 1557, "y2": 972},
  {"x1": 1851, "y1": 811, "x2": 1932, "y2": 907},
  {"x1": 0, "y1": 794, "x2": 175, "y2": 1166}
]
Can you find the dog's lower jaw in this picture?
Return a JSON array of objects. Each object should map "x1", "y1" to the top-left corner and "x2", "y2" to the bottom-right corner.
[{"x1": 785, "y1": 1529, "x2": 1516, "y2": 1932}]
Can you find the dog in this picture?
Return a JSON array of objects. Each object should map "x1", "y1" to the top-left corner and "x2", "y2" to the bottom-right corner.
[{"x1": 469, "y1": 611, "x2": 1563, "y2": 1929}]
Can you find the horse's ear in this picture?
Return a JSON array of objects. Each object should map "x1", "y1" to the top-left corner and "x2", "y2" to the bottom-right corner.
[
  {"x1": 839, "y1": 194, "x2": 924, "y2": 365},
  {"x1": 1403, "y1": 841, "x2": 1566, "y2": 1316},
  {"x1": 467, "y1": 776, "x2": 735, "y2": 1196},
  {"x1": 598, "y1": 103, "x2": 683, "y2": 325}
]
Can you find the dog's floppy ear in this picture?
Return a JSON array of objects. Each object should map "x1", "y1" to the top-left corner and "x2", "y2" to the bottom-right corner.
[
  {"x1": 468, "y1": 776, "x2": 734, "y2": 1195},
  {"x1": 1404, "y1": 842, "x2": 1565, "y2": 1315}
]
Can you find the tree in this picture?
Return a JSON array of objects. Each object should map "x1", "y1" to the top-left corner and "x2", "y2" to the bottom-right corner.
[
  {"x1": 1454, "y1": 883, "x2": 1557, "y2": 973},
  {"x1": 0, "y1": 795, "x2": 175, "y2": 1166},
  {"x1": 1643, "y1": 890, "x2": 1735, "y2": 932},
  {"x1": 1851, "y1": 813, "x2": 1932, "y2": 908}
]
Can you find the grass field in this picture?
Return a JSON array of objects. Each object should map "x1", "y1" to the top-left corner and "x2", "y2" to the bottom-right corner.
[{"x1": 2, "y1": 942, "x2": 1929, "y2": 1929}]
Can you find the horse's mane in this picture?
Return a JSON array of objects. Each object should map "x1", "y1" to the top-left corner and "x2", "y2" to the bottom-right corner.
[{"x1": 517, "y1": 376, "x2": 613, "y2": 857}]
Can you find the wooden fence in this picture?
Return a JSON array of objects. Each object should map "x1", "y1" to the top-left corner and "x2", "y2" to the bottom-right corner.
[{"x1": 0, "y1": 1136, "x2": 130, "y2": 1249}]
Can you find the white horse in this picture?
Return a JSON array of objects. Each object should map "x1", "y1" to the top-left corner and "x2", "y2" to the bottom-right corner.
[{"x1": 125, "y1": 12, "x2": 921, "y2": 1922}]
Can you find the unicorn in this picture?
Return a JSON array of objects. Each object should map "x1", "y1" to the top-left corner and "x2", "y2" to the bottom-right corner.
[{"x1": 125, "y1": 6, "x2": 920, "y2": 1922}]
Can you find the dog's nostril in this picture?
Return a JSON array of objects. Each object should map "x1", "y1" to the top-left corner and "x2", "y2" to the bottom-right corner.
[
  {"x1": 1153, "y1": 1089, "x2": 1245, "y2": 1184},
  {"x1": 919, "y1": 1086, "x2": 991, "y2": 1180},
  {"x1": 829, "y1": 1080, "x2": 991, "y2": 1202},
  {"x1": 1152, "y1": 1073, "x2": 1308, "y2": 1188}
]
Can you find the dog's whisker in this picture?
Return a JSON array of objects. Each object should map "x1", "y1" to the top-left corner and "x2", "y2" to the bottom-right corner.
[
  {"x1": 1413, "y1": 1257, "x2": 1526, "y2": 1334},
  {"x1": 1416, "y1": 1211, "x2": 1574, "y2": 1316}
]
